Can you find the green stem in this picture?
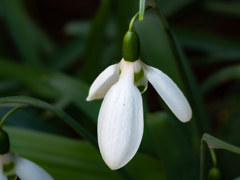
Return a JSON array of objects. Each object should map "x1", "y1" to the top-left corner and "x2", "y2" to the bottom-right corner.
[
  {"x1": 210, "y1": 148, "x2": 217, "y2": 167},
  {"x1": 200, "y1": 141, "x2": 207, "y2": 180},
  {"x1": 0, "y1": 107, "x2": 22, "y2": 129},
  {"x1": 129, "y1": 6, "x2": 152, "y2": 31}
]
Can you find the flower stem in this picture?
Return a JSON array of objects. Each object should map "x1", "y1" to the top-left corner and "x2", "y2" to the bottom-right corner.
[
  {"x1": 200, "y1": 141, "x2": 208, "y2": 180},
  {"x1": 129, "y1": 6, "x2": 152, "y2": 31},
  {"x1": 210, "y1": 148, "x2": 217, "y2": 167},
  {"x1": 0, "y1": 107, "x2": 22, "y2": 129}
]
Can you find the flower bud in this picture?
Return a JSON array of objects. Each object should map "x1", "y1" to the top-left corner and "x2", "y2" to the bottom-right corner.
[
  {"x1": 0, "y1": 129, "x2": 10, "y2": 154},
  {"x1": 208, "y1": 167, "x2": 224, "y2": 180},
  {"x1": 122, "y1": 31, "x2": 140, "y2": 62}
]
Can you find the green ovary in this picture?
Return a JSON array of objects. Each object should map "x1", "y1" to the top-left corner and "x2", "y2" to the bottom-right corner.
[
  {"x1": 134, "y1": 68, "x2": 144, "y2": 83},
  {"x1": 3, "y1": 161, "x2": 15, "y2": 173}
]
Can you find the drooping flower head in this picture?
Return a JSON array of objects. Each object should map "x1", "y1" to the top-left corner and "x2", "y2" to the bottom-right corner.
[
  {"x1": 0, "y1": 129, "x2": 54, "y2": 180},
  {"x1": 87, "y1": 26, "x2": 192, "y2": 170}
]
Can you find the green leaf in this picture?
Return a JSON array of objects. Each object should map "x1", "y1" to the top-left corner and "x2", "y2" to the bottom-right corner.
[
  {"x1": 173, "y1": 26, "x2": 240, "y2": 53},
  {"x1": 0, "y1": 59, "x2": 100, "y2": 122},
  {"x1": 0, "y1": 0, "x2": 55, "y2": 66},
  {"x1": 202, "y1": 134, "x2": 240, "y2": 154},
  {"x1": 204, "y1": 1, "x2": 240, "y2": 17},
  {"x1": 201, "y1": 65, "x2": 240, "y2": 94},
  {"x1": 0, "y1": 96, "x2": 98, "y2": 148},
  {"x1": 154, "y1": 0, "x2": 196, "y2": 17},
  {"x1": 5, "y1": 126, "x2": 166, "y2": 180},
  {"x1": 49, "y1": 36, "x2": 85, "y2": 71},
  {"x1": 146, "y1": 112, "x2": 199, "y2": 180},
  {"x1": 79, "y1": 0, "x2": 112, "y2": 83},
  {"x1": 48, "y1": 72, "x2": 101, "y2": 122},
  {"x1": 191, "y1": 52, "x2": 240, "y2": 66}
]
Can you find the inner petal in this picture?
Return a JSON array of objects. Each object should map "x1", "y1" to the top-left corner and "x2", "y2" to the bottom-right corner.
[{"x1": 133, "y1": 60, "x2": 148, "y2": 93}]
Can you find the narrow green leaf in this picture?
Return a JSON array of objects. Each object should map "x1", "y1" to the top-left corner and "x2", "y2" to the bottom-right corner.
[
  {"x1": 79, "y1": 0, "x2": 112, "y2": 83},
  {"x1": 146, "y1": 112, "x2": 199, "y2": 180},
  {"x1": 48, "y1": 72, "x2": 101, "y2": 122},
  {"x1": 154, "y1": 0, "x2": 196, "y2": 17},
  {"x1": 173, "y1": 26, "x2": 240, "y2": 53},
  {"x1": 201, "y1": 65, "x2": 240, "y2": 94},
  {"x1": 191, "y1": 52, "x2": 240, "y2": 66},
  {"x1": 202, "y1": 134, "x2": 240, "y2": 154},
  {"x1": 204, "y1": 1, "x2": 240, "y2": 17},
  {"x1": 0, "y1": 59, "x2": 100, "y2": 122},
  {"x1": 0, "y1": 0, "x2": 41, "y2": 66},
  {"x1": 49, "y1": 36, "x2": 85, "y2": 71},
  {"x1": 139, "y1": 0, "x2": 146, "y2": 20},
  {"x1": 0, "y1": 96, "x2": 98, "y2": 148}
]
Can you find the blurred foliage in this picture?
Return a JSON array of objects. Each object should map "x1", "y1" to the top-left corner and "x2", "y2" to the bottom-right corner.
[{"x1": 0, "y1": 0, "x2": 240, "y2": 179}]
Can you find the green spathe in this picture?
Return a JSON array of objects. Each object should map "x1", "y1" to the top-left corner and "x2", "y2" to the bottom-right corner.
[
  {"x1": 122, "y1": 31, "x2": 140, "y2": 62},
  {"x1": 0, "y1": 129, "x2": 10, "y2": 154}
]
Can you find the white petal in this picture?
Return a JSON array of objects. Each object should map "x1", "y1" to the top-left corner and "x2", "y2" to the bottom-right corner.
[
  {"x1": 14, "y1": 155, "x2": 54, "y2": 180},
  {"x1": 0, "y1": 155, "x2": 7, "y2": 180},
  {"x1": 0, "y1": 173, "x2": 7, "y2": 180},
  {"x1": 143, "y1": 64, "x2": 192, "y2": 122},
  {"x1": 98, "y1": 61, "x2": 143, "y2": 170},
  {"x1": 86, "y1": 63, "x2": 120, "y2": 101}
]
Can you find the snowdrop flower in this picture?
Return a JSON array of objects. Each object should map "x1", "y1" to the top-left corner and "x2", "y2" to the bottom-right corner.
[
  {"x1": 0, "y1": 130, "x2": 54, "y2": 180},
  {"x1": 87, "y1": 31, "x2": 192, "y2": 170}
]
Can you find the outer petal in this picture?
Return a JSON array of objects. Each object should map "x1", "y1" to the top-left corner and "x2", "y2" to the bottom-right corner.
[
  {"x1": 143, "y1": 64, "x2": 192, "y2": 122},
  {"x1": 98, "y1": 61, "x2": 143, "y2": 170},
  {"x1": 86, "y1": 63, "x2": 120, "y2": 101},
  {"x1": 14, "y1": 155, "x2": 54, "y2": 180}
]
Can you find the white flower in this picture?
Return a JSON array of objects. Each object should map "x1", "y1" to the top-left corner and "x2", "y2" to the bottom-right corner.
[
  {"x1": 87, "y1": 59, "x2": 192, "y2": 170},
  {"x1": 0, "y1": 151, "x2": 54, "y2": 180}
]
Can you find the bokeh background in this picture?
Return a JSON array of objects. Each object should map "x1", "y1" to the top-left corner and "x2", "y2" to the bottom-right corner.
[{"x1": 0, "y1": 0, "x2": 240, "y2": 179}]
